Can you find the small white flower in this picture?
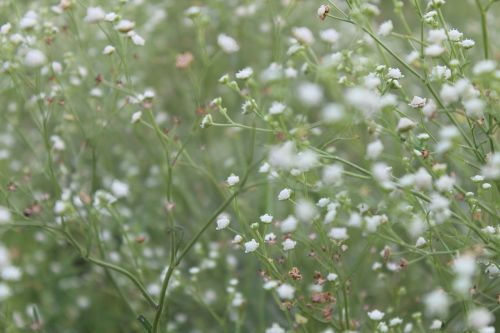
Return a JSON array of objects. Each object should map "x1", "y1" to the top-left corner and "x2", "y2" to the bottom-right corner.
[
  {"x1": 115, "y1": 20, "x2": 135, "y2": 33},
  {"x1": 278, "y1": 188, "x2": 292, "y2": 201},
  {"x1": 265, "y1": 323, "x2": 285, "y2": 333},
  {"x1": 244, "y1": 239, "x2": 259, "y2": 253},
  {"x1": 378, "y1": 20, "x2": 393, "y2": 36},
  {"x1": 260, "y1": 214, "x2": 273, "y2": 223},
  {"x1": 292, "y1": 26, "x2": 315, "y2": 45},
  {"x1": 319, "y1": 28, "x2": 339, "y2": 44},
  {"x1": 218, "y1": 34, "x2": 240, "y2": 53},
  {"x1": 416, "y1": 237, "x2": 427, "y2": 247},
  {"x1": 326, "y1": 273, "x2": 338, "y2": 281},
  {"x1": 425, "y1": 44, "x2": 445, "y2": 57},
  {"x1": 397, "y1": 117, "x2": 416, "y2": 132},
  {"x1": 282, "y1": 238, "x2": 297, "y2": 251},
  {"x1": 280, "y1": 215, "x2": 298, "y2": 233},
  {"x1": 0, "y1": 207, "x2": 12, "y2": 224},
  {"x1": 0, "y1": 23, "x2": 12, "y2": 35},
  {"x1": 329, "y1": 227, "x2": 348, "y2": 240},
  {"x1": 460, "y1": 39, "x2": 475, "y2": 49},
  {"x1": 473, "y1": 60, "x2": 496, "y2": 75},
  {"x1": 216, "y1": 215, "x2": 230, "y2": 230},
  {"x1": 276, "y1": 283, "x2": 295, "y2": 300},
  {"x1": 111, "y1": 180, "x2": 129, "y2": 198},
  {"x1": 24, "y1": 49, "x2": 46, "y2": 68},
  {"x1": 269, "y1": 102, "x2": 286, "y2": 115},
  {"x1": 448, "y1": 28, "x2": 463, "y2": 41},
  {"x1": 387, "y1": 68, "x2": 403, "y2": 80},
  {"x1": 129, "y1": 32, "x2": 145, "y2": 46},
  {"x1": 366, "y1": 140, "x2": 384, "y2": 160},
  {"x1": 430, "y1": 320, "x2": 443, "y2": 330},
  {"x1": 235, "y1": 67, "x2": 253, "y2": 80},
  {"x1": 131, "y1": 111, "x2": 142, "y2": 123},
  {"x1": 226, "y1": 173, "x2": 240, "y2": 186},
  {"x1": 368, "y1": 309, "x2": 385, "y2": 321},
  {"x1": 84, "y1": 7, "x2": 106, "y2": 23},
  {"x1": 409, "y1": 96, "x2": 427, "y2": 108},
  {"x1": 467, "y1": 308, "x2": 494, "y2": 329}
]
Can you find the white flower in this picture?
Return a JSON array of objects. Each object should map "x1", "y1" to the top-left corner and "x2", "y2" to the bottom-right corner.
[
  {"x1": 244, "y1": 239, "x2": 259, "y2": 253},
  {"x1": 111, "y1": 180, "x2": 129, "y2": 198},
  {"x1": 20, "y1": 11, "x2": 38, "y2": 29},
  {"x1": 319, "y1": 28, "x2": 339, "y2": 44},
  {"x1": 260, "y1": 214, "x2": 273, "y2": 224},
  {"x1": 0, "y1": 206, "x2": 12, "y2": 224},
  {"x1": 115, "y1": 20, "x2": 135, "y2": 33},
  {"x1": 430, "y1": 320, "x2": 443, "y2": 330},
  {"x1": 266, "y1": 323, "x2": 285, "y2": 333},
  {"x1": 226, "y1": 173, "x2": 240, "y2": 186},
  {"x1": 431, "y1": 65, "x2": 451, "y2": 80},
  {"x1": 264, "y1": 233, "x2": 276, "y2": 242},
  {"x1": 387, "y1": 68, "x2": 403, "y2": 79},
  {"x1": 216, "y1": 215, "x2": 230, "y2": 230},
  {"x1": 460, "y1": 39, "x2": 475, "y2": 49},
  {"x1": 364, "y1": 140, "x2": 384, "y2": 161},
  {"x1": 435, "y1": 175, "x2": 455, "y2": 192},
  {"x1": 278, "y1": 188, "x2": 292, "y2": 201},
  {"x1": 282, "y1": 238, "x2": 297, "y2": 251},
  {"x1": 463, "y1": 98, "x2": 485, "y2": 119},
  {"x1": 409, "y1": 96, "x2": 426, "y2": 108},
  {"x1": 1, "y1": 266, "x2": 21, "y2": 281},
  {"x1": 397, "y1": 117, "x2": 416, "y2": 132},
  {"x1": 129, "y1": 32, "x2": 145, "y2": 46},
  {"x1": 368, "y1": 309, "x2": 385, "y2": 321},
  {"x1": 292, "y1": 27, "x2": 315, "y2": 45},
  {"x1": 84, "y1": 7, "x2": 106, "y2": 23},
  {"x1": 0, "y1": 283, "x2": 11, "y2": 301},
  {"x1": 329, "y1": 227, "x2": 348, "y2": 240},
  {"x1": 467, "y1": 308, "x2": 494, "y2": 329},
  {"x1": 218, "y1": 34, "x2": 240, "y2": 53},
  {"x1": 448, "y1": 28, "x2": 463, "y2": 41},
  {"x1": 280, "y1": 215, "x2": 298, "y2": 233},
  {"x1": 322, "y1": 164, "x2": 343, "y2": 185},
  {"x1": 425, "y1": 44, "x2": 445, "y2": 57},
  {"x1": 440, "y1": 84, "x2": 459, "y2": 105},
  {"x1": 235, "y1": 67, "x2": 253, "y2": 80},
  {"x1": 131, "y1": 111, "x2": 142, "y2": 123},
  {"x1": 297, "y1": 82, "x2": 323, "y2": 107},
  {"x1": 428, "y1": 29, "x2": 447, "y2": 44},
  {"x1": 453, "y1": 254, "x2": 476, "y2": 277},
  {"x1": 317, "y1": 4, "x2": 330, "y2": 20},
  {"x1": 326, "y1": 273, "x2": 338, "y2": 281},
  {"x1": 1, "y1": 23, "x2": 12, "y2": 35},
  {"x1": 105, "y1": 12, "x2": 118, "y2": 22},
  {"x1": 424, "y1": 289, "x2": 450, "y2": 317},
  {"x1": 295, "y1": 199, "x2": 317, "y2": 222},
  {"x1": 276, "y1": 283, "x2": 295, "y2": 300},
  {"x1": 416, "y1": 237, "x2": 427, "y2": 247},
  {"x1": 473, "y1": 60, "x2": 496, "y2": 75},
  {"x1": 24, "y1": 49, "x2": 46, "y2": 67},
  {"x1": 378, "y1": 20, "x2": 393, "y2": 36},
  {"x1": 269, "y1": 102, "x2": 286, "y2": 115}
]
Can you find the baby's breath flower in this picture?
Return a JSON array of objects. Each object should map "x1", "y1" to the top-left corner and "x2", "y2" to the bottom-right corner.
[
  {"x1": 292, "y1": 27, "x2": 315, "y2": 45},
  {"x1": 217, "y1": 34, "x2": 240, "y2": 53},
  {"x1": 226, "y1": 173, "x2": 240, "y2": 186},
  {"x1": 260, "y1": 214, "x2": 273, "y2": 224},
  {"x1": 84, "y1": 7, "x2": 106, "y2": 23},
  {"x1": 244, "y1": 239, "x2": 259, "y2": 253},
  {"x1": 459, "y1": 39, "x2": 475, "y2": 49},
  {"x1": 115, "y1": 20, "x2": 135, "y2": 33},
  {"x1": 368, "y1": 309, "x2": 385, "y2": 321},
  {"x1": 378, "y1": 20, "x2": 393, "y2": 36},
  {"x1": 24, "y1": 49, "x2": 46, "y2": 68},
  {"x1": 277, "y1": 188, "x2": 292, "y2": 201},
  {"x1": 282, "y1": 238, "x2": 296, "y2": 251},
  {"x1": 235, "y1": 67, "x2": 253, "y2": 80}
]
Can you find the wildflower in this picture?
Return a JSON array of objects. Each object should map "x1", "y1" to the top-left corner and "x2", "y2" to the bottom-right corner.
[
  {"x1": 430, "y1": 320, "x2": 443, "y2": 330},
  {"x1": 102, "y1": 45, "x2": 116, "y2": 55},
  {"x1": 176, "y1": 52, "x2": 194, "y2": 69},
  {"x1": 115, "y1": 20, "x2": 135, "y2": 33},
  {"x1": 329, "y1": 227, "x2": 348, "y2": 240},
  {"x1": 431, "y1": 65, "x2": 451, "y2": 80},
  {"x1": 409, "y1": 96, "x2": 426, "y2": 108},
  {"x1": 448, "y1": 28, "x2": 463, "y2": 41},
  {"x1": 467, "y1": 308, "x2": 494, "y2": 330},
  {"x1": 0, "y1": 207, "x2": 11, "y2": 224},
  {"x1": 296, "y1": 82, "x2": 323, "y2": 107},
  {"x1": 428, "y1": 29, "x2": 447, "y2": 44},
  {"x1": 280, "y1": 215, "x2": 298, "y2": 233},
  {"x1": 260, "y1": 214, "x2": 273, "y2": 224},
  {"x1": 473, "y1": 60, "x2": 496, "y2": 75},
  {"x1": 20, "y1": 11, "x2": 38, "y2": 29},
  {"x1": 322, "y1": 164, "x2": 343, "y2": 186},
  {"x1": 295, "y1": 199, "x2": 317, "y2": 222},
  {"x1": 425, "y1": 44, "x2": 445, "y2": 57},
  {"x1": 463, "y1": 98, "x2": 485, "y2": 119},
  {"x1": 367, "y1": 140, "x2": 384, "y2": 160},
  {"x1": 387, "y1": 68, "x2": 403, "y2": 80},
  {"x1": 226, "y1": 173, "x2": 240, "y2": 186},
  {"x1": 397, "y1": 118, "x2": 416, "y2": 132},
  {"x1": 278, "y1": 188, "x2": 292, "y2": 201},
  {"x1": 84, "y1": 7, "x2": 106, "y2": 23},
  {"x1": 235, "y1": 67, "x2": 253, "y2": 80},
  {"x1": 0, "y1": 283, "x2": 11, "y2": 301},
  {"x1": 129, "y1": 32, "x2": 145, "y2": 46},
  {"x1": 24, "y1": 49, "x2": 46, "y2": 68},
  {"x1": 440, "y1": 84, "x2": 459, "y2": 105},
  {"x1": 423, "y1": 289, "x2": 450, "y2": 317},
  {"x1": 416, "y1": 237, "x2": 427, "y2": 247},
  {"x1": 460, "y1": 39, "x2": 475, "y2": 49},
  {"x1": 317, "y1": 5, "x2": 330, "y2": 20},
  {"x1": 232, "y1": 235, "x2": 243, "y2": 244},
  {"x1": 269, "y1": 102, "x2": 286, "y2": 115},
  {"x1": 292, "y1": 27, "x2": 315, "y2": 45},
  {"x1": 244, "y1": 239, "x2": 259, "y2": 253},
  {"x1": 217, "y1": 34, "x2": 240, "y2": 53},
  {"x1": 266, "y1": 323, "x2": 285, "y2": 333},
  {"x1": 319, "y1": 28, "x2": 339, "y2": 44},
  {"x1": 216, "y1": 215, "x2": 230, "y2": 230},
  {"x1": 111, "y1": 180, "x2": 129, "y2": 198},
  {"x1": 378, "y1": 20, "x2": 393, "y2": 36},
  {"x1": 482, "y1": 153, "x2": 500, "y2": 179},
  {"x1": 131, "y1": 111, "x2": 142, "y2": 123},
  {"x1": 326, "y1": 273, "x2": 337, "y2": 281},
  {"x1": 368, "y1": 309, "x2": 385, "y2": 321},
  {"x1": 276, "y1": 283, "x2": 295, "y2": 300},
  {"x1": 282, "y1": 238, "x2": 297, "y2": 251},
  {"x1": 1, "y1": 23, "x2": 12, "y2": 35}
]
